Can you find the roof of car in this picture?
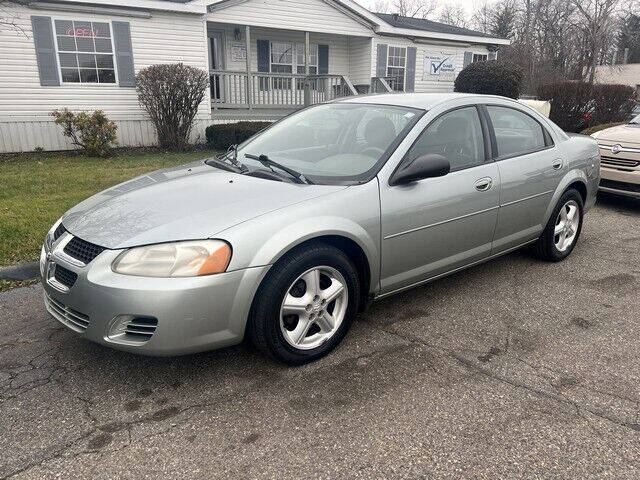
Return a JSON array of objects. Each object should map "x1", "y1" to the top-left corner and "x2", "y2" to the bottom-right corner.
[{"x1": 339, "y1": 92, "x2": 479, "y2": 109}]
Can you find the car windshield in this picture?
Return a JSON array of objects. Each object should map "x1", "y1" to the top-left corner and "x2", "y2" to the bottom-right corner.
[
  {"x1": 630, "y1": 114, "x2": 640, "y2": 125},
  {"x1": 235, "y1": 103, "x2": 423, "y2": 184}
]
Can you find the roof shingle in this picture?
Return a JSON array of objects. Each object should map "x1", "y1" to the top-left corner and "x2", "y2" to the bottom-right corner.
[{"x1": 374, "y1": 12, "x2": 505, "y2": 41}]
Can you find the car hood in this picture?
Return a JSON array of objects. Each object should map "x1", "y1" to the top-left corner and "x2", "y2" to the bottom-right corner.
[
  {"x1": 592, "y1": 123, "x2": 640, "y2": 145},
  {"x1": 62, "y1": 161, "x2": 346, "y2": 249}
]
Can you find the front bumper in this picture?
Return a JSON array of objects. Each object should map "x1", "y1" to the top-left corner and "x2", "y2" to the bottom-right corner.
[
  {"x1": 599, "y1": 167, "x2": 640, "y2": 199},
  {"x1": 41, "y1": 234, "x2": 269, "y2": 356},
  {"x1": 598, "y1": 145, "x2": 640, "y2": 199}
]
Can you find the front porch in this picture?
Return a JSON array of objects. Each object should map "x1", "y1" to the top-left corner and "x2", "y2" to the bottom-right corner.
[{"x1": 206, "y1": 21, "x2": 393, "y2": 117}]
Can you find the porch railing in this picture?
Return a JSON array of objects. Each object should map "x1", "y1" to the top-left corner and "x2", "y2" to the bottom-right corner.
[
  {"x1": 371, "y1": 76, "x2": 396, "y2": 93},
  {"x1": 210, "y1": 70, "x2": 358, "y2": 109}
]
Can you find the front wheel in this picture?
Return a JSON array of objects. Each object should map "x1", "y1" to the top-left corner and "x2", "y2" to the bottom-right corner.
[
  {"x1": 532, "y1": 188, "x2": 584, "y2": 261},
  {"x1": 247, "y1": 243, "x2": 360, "y2": 364}
]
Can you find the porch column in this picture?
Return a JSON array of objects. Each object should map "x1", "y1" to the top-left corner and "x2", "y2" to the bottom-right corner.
[
  {"x1": 304, "y1": 31, "x2": 311, "y2": 105},
  {"x1": 304, "y1": 31, "x2": 310, "y2": 75},
  {"x1": 245, "y1": 25, "x2": 252, "y2": 109}
]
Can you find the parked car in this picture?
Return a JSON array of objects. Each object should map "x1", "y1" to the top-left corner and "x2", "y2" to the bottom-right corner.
[
  {"x1": 629, "y1": 102, "x2": 640, "y2": 121},
  {"x1": 591, "y1": 113, "x2": 640, "y2": 199},
  {"x1": 41, "y1": 93, "x2": 600, "y2": 364}
]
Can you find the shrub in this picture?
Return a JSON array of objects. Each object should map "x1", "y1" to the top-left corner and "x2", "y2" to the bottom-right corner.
[
  {"x1": 136, "y1": 63, "x2": 209, "y2": 151},
  {"x1": 538, "y1": 82, "x2": 636, "y2": 133},
  {"x1": 454, "y1": 60, "x2": 523, "y2": 99},
  {"x1": 580, "y1": 122, "x2": 626, "y2": 136},
  {"x1": 591, "y1": 84, "x2": 636, "y2": 125},
  {"x1": 51, "y1": 108, "x2": 117, "y2": 157},
  {"x1": 205, "y1": 122, "x2": 272, "y2": 150},
  {"x1": 537, "y1": 82, "x2": 594, "y2": 133}
]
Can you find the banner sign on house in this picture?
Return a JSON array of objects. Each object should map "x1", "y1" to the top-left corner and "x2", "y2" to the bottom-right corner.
[{"x1": 424, "y1": 53, "x2": 456, "y2": 81}]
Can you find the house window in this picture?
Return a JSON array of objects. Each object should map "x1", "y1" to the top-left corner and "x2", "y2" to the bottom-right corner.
[
  {"x1": 270, "y1": 41, "x2": 293, "y2": 89},
  {"x1": 54, "y1": 19, "x2": 116, "y2": 84},
  {"x1": 387, "y1": 46, "x2": 406, "y2": 92},
  {"x1": 296, "y1": 43, "x2": 318, "y2": 75},
  {"x1": 472, "y1": 53, "x2": 488, "y2": 63}
]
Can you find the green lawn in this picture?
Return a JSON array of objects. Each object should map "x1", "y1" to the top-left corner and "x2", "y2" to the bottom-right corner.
[{"x1": 0, "y1": 149, "x2": 217, "y2": 268}]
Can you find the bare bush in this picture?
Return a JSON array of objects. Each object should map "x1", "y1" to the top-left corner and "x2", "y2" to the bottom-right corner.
[{"x1": 136, "y1": 63, "x2": 209, "y2": 151}]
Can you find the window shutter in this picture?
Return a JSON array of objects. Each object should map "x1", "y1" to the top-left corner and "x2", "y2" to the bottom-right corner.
[
  {"x1": 257, "y1": 39, "x2": 270, "y2": 91},
  {"x1": 257, "y1": 39, "x2": 270, "y2": 72},
  {"x1": 376, "y1": 43, "x2": 388, "y2": 78},
  {"x1": 488, "y1": 50, "x2": 498, "y2": 61},
  {"x1": 318, "y1": 45, "x2": 329, "y2": 74},
  {"x1": 31, "y1": 16, "x2": 60, "y2": 86},
  {"x1": 405, "y1": 46, "x2": 417, "y2": 92},
  {"x1": 463, "y1": 51, "x2": 473, "y2": 68},
  {"x1": 112, "y1": 21, "x2": 135, "y2": 87}
]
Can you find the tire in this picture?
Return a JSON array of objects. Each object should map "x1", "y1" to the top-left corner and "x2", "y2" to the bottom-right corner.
[
  {"x1": 247, "y1": 243, "x2": 360, "y2": 365},
  {"x1": 531, "y1": 188, "x2": 584, "y2": 262}
]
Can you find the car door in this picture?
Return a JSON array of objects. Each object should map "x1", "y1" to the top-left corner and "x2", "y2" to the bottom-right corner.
[
  {"x1": 378, "y1": 105, "x2": 500, "y2": 294},
  {"x1": 483, "y1": 104, "x2": 564, "y2": 253}
]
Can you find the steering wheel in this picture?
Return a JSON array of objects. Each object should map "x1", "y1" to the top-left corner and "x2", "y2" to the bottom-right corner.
[{"x1": 361, "y1": 147, "x2": 385, "y2": 158}]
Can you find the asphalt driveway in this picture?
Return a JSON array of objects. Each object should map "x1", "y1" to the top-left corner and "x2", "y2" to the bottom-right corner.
[{"x1": 1, "y1": 194, "x2": 639, "y2": 479}]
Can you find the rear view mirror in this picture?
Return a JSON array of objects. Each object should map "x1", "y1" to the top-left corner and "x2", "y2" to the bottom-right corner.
[{"x1": 390, "y1": 154, "x2": 450, "y2": 186}]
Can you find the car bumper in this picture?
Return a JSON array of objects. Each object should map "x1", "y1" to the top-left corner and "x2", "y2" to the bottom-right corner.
[
  {"x1": 40, "y1": 241, "x2": 270, "y2": 356},
  {"x1": 599, "y1": 167, "x2": 640, "y2": 199}
]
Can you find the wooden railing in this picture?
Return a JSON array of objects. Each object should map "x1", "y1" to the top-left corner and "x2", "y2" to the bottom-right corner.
[
  {"x1": 371, "y1": 76, "x2": 396, "y2": 93},
  {"x1": 210, "y1": 70, "x2": 358, "y2": 109}
]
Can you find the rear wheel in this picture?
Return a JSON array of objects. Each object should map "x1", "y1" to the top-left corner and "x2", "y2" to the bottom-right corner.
[
  {"x1": 248, "y1": 243, "x2": 360, "y2": 364},
  {"x1": 532, "y1": 188, "x2": 584, "y2": 261}
]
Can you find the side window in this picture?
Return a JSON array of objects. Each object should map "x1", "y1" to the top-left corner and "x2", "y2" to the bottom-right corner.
[
  {"x1": 406, "y1": 106, "x2": 485, "y2": 172},
  {"x1": 487, "y1": 106, "x2": 547, "y2": 158}
]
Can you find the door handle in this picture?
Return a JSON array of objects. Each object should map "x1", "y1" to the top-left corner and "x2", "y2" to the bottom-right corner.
[
  {"x1": 474, "y1": 177, "x2": 493, "y2": 192},
  {"x1": 552, "y1": 159, "x2": 564, "y2": 170}
]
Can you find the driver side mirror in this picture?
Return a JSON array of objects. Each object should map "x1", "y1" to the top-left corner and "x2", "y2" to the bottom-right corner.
[{"x1": 390, "y1": 154, "x2": 450, "y2": 186}]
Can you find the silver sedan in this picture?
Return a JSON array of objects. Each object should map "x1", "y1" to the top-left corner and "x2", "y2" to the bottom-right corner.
[{"x1": 41, "y1": 93, "x2": 600, "y2": 364}]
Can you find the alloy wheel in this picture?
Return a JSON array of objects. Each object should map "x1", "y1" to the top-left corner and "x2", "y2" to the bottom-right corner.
[
  {"x1": 279, "y1": 266, "x2": 348, "y2": 350},
  {"x1": 554, "y1": 200, "x2": 580, "y2": 252}
]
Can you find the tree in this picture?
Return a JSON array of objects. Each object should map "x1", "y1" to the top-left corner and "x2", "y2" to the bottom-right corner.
[
  {"x1": 471, "y1": 1, "x2": 493, "y2": 33},
  {"x1": 0, "y1": 0, "x2": 30, "y2": 34},
  {"x1": 616, "y1": 14, "x2": 640, "y2": 63},
  {"x1": 491, "y1": 0, "x2": 518, "y2": 38},
  {"x1": 439, "y1": 4, "x2": 468, "y2": 28},
  {"x1": 375, "y1": 0, "x2": 438, "y2": 18},
  {"x1": 571, "y1": 0, "x2": 622, "y2": 83}
]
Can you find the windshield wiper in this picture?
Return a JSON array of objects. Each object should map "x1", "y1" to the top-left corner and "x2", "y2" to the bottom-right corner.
[
  {"x1": 206, "y1": 144, "x2": 249, "y2": 173},
  {"x1": 245, "y1": 153, "x2": 313, "y2": 185}
]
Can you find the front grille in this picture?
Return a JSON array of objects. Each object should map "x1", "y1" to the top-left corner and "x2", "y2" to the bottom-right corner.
[
  {"x1": 601, "y1": 156, "x2": 639, "y2": 169},
  {"x1": 63, "y1": 237, "x2": 106, "y2": 264},
  {"x1": 600, "y1": 179, "x2": 640, "y2": 193},
  {"x1": 53, "y1": 223, "x2": 66, "y2": 240},
  {"x1": 54, "y1": 265, "x2": 78, "y2": 288},
  {"x1": 45, "y1": 292, "x2": 90, "y2": 333},
  {"x1": 124, "y1": 317, "x2": 158, "y2": 343}
]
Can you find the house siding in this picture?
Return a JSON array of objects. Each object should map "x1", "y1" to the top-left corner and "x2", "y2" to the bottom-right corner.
[
  {"x1": 0, "y1": 3, "x2": 210, "y2": 152},
  {"x1": 371, "y1": 37, "x2": 489, "y2": 93},
  {"x1": 207, "y1": 0, "x2": 373, "y2": 37},
  {"x1": 348, "y1": 36, "x2": 372, "y2": 86}
]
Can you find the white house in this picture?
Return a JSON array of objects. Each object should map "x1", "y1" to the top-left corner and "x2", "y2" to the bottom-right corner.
[{"x1": 0, "y1": 0, "x2": 509, "y2": 153}]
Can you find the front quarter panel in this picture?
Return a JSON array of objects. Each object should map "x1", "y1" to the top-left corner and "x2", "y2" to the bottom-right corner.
[{"x1": 219, "y1": 180, "x2": 382, "y2": 294}]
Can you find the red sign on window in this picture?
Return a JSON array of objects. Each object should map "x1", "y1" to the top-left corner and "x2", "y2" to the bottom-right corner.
[{"x1": 66, "y1": 27, "x2": 105, "y2": 37}]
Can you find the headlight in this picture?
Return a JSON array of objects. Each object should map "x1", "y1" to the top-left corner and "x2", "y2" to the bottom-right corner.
[
  {"x1": 112, "y1": 240, "x2": 232, "y2": 277},
  {"x1": 45, "y1": 217, "x2": 63, "y2": 250}
]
